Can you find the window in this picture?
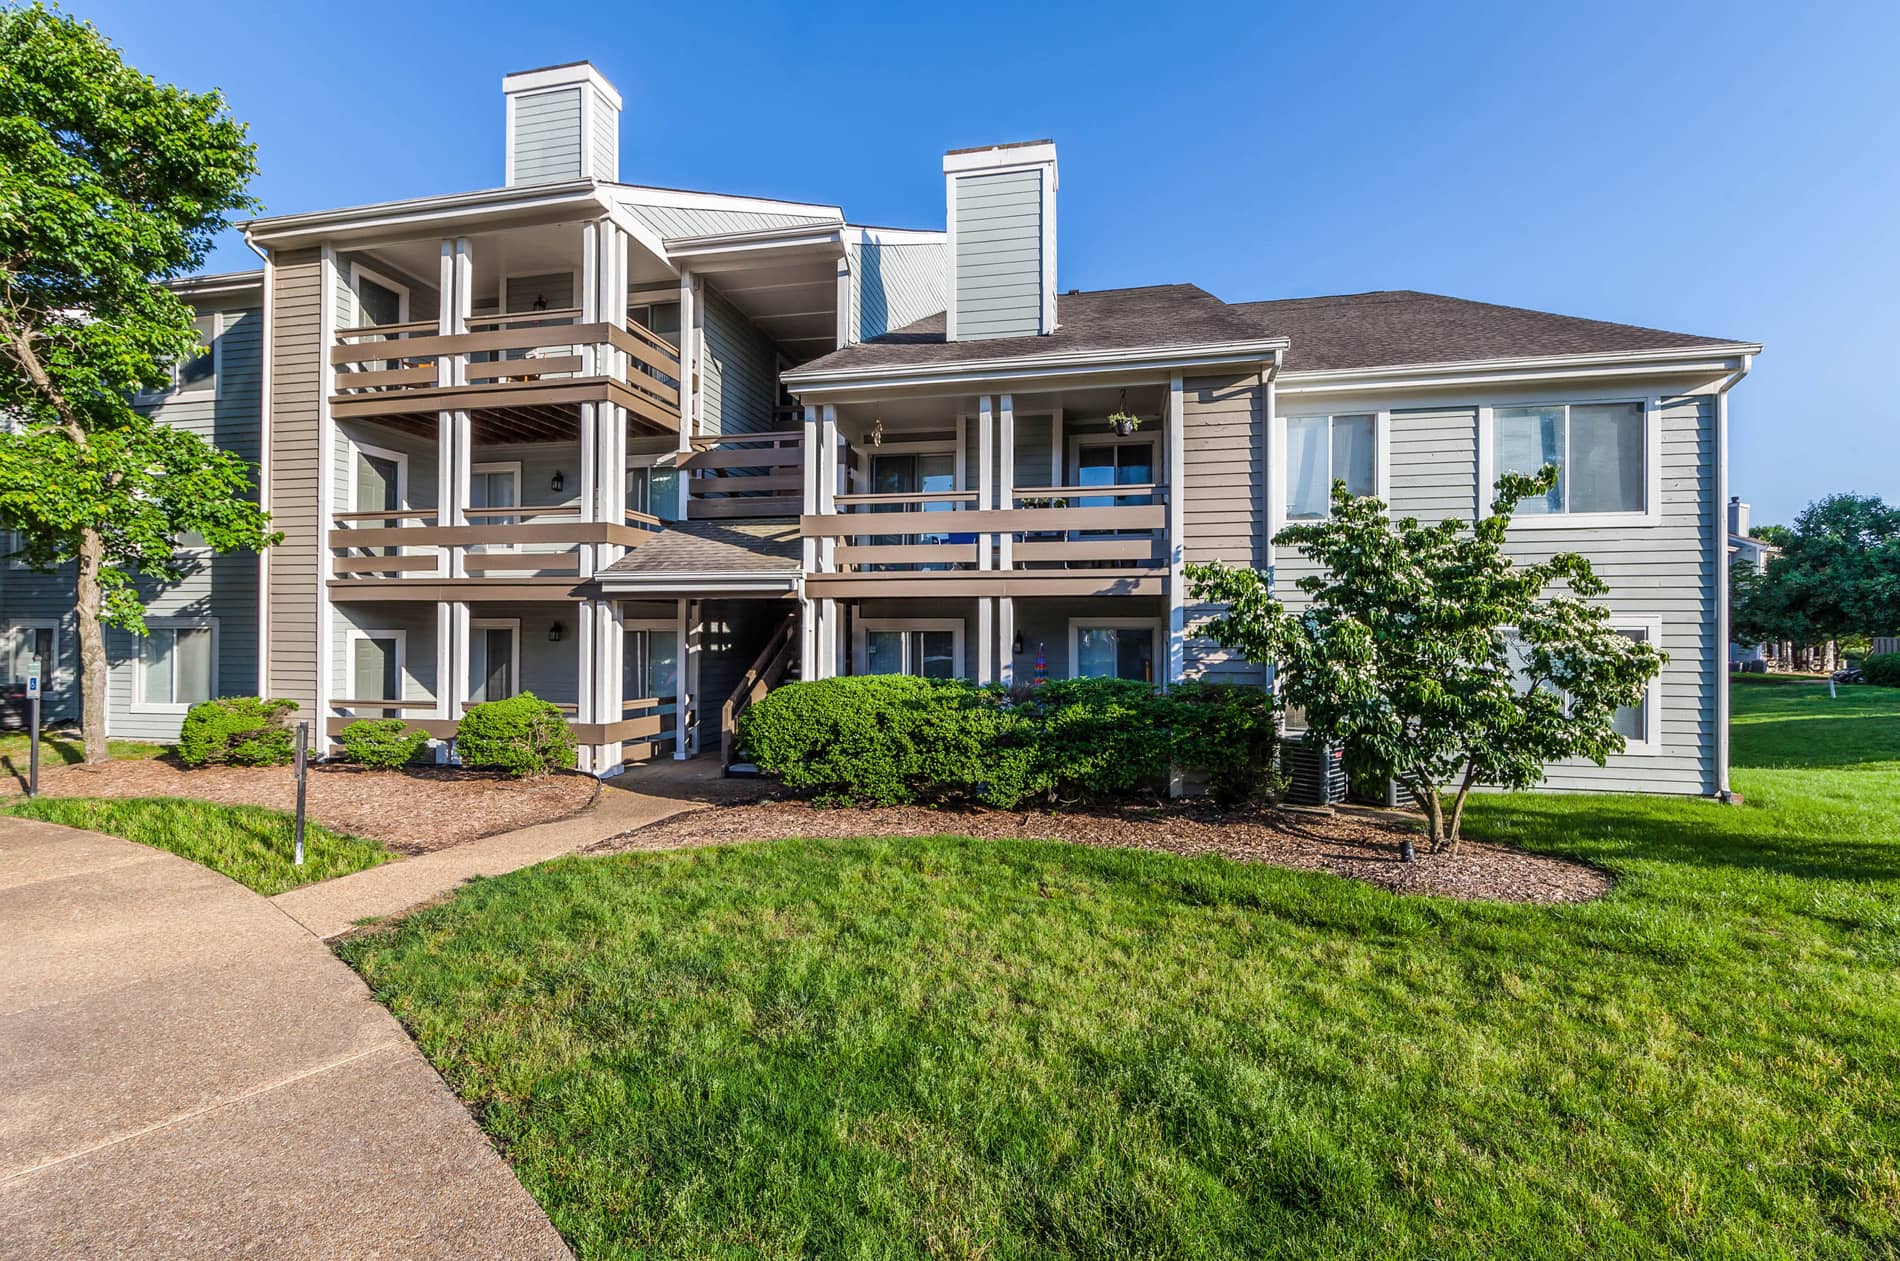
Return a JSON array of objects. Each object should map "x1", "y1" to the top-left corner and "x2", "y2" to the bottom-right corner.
[
  {"x1": 138, "y1": 313, "x2": 219, "y2": 404},
  {"x1": 1489, "y1": 401, "x2": 1649, "y2": 518},
  {"x1": 623, "y1": 627, "x2": 679, "y2": 701},
  {"x1": 136, "y1": 622, "x2": 215, "y2": 710},
  {"x1": 1, "y1": 622, "x2": 57, "y2": 685},
  {"x1": 468, "y1": 620, "x2": 519, "y2": 704},
  {"x1": 627, "y1": 463, "x2": 681, "y2": 522},
  {"x1": 858, "y1": 619, "x2": 963, "y2": 680},
  {"x1": 1069, "y1": 620, "x2": 1160, "y2": 683},
  {"x1": 1284, "y1": 414, "x2": 1377, "y2": 520},
  {"x1": 1503, "y1": 618, "x2": 1660, "y2": 754}
]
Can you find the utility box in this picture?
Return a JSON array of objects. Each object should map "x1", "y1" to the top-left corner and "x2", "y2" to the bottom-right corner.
[{"x1": 1280, "y1": 737, "x2": 1347, "y2": 807}]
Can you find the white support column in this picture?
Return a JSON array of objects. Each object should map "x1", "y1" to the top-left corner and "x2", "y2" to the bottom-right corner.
[
  {"x1": 977, "y1": 395, "x2": 994, "y2": 571},
  {"x1": 677, "y1": 268, "x2": 699, "y2": 444},
  {"x1": 998, "y1": 595, "x2": 1015, "y2": 689},
  {"x1": 797, "y1": 594, "x2": 817, "y2": 687},
  {"x1": 316, "y1": 245, "x2": 339, "y2": 735},
  {"x1": 435, "y1": 241, "x2": 457, "y2": 578},
  {"x1": 434, "y1": 603, "x2": 453, "y2": 724},
  {"x1": 998, "y1": 393, "x2": 1015, "y2": 571},
  {"x1": 674, "y1": 597, "x2": 692, "y2": 760},
  {"x1": 976, "y1": 597, "x2": 994, "y2": 686},
  {"x1": 449, "y1": 602, "x2": 471, "y2": 726},
  {"x1": 818, "y1": 405, "x2": 839, "y2": 573},
  {"x1": 596, "y1": 599, "x2": 624, "y2": 775},
  {"x1": 575, "y1": 598, "x2": 598, "y2": 773},
  {"x1": 1166, "y1": 372, "x2": 1187, "y2": 691},
  {"x1": 446, "y1": 238, "x2": 474, "y2": 579}
]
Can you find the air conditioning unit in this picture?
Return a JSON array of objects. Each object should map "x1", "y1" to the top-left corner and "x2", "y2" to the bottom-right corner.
[{"x1": 1280, "y1": 737, "x2": 1347, "y2": 807}]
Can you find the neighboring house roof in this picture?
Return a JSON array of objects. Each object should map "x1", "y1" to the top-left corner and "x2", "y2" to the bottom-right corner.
[
  {"x1": 789, "y1": 284, "x2": 1271, "y2": 377},
  {"x1": 596, "y1": 519, "x2": 801, "y2": 584},
  {"x1": 1229, "y1": 290, "x2": 1748, "y2": 374}
]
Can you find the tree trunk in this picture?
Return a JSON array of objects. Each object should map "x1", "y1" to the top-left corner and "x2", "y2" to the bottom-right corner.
[
  {"x1": 1406, "y1": 784, "x2": 1439, "y2": 861},
  {"x1": 75, "y1": 527, "x2": 110, "y2": 764}
]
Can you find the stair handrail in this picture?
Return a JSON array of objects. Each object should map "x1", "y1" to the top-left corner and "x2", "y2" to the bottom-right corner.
[{"x1": 722, "y1": 614, "x2": 798, "y2": 769}]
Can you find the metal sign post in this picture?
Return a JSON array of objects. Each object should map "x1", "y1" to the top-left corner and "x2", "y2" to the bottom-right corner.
[
  {"x1": 292, "y1": 721, "x2": 309, "y2": 866},
  {"x1": 26, "y1": 668, "x2": 41, "y2": 799}
]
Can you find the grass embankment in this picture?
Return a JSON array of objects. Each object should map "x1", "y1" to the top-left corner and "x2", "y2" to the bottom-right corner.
[
  {"x1": 340, "y1": 678, "x2": 1900, "y2": 1259},
  {"x1": 7, "y1": 795, "x2": 392, "y2": 894}
]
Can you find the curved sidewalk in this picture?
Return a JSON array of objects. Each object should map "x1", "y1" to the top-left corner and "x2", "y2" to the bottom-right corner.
[{"x1": 0, "y1": 816, "x2": 572, "y2": 1260}]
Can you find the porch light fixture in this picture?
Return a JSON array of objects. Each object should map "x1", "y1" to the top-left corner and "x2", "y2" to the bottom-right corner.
[
  {"x1": 532, "y1": 293, "x2": 549, "y2": 311},
  {"x1": 548, "y1": 621, "x2": 564, "y2": 643},
  {"x1": 550, "y1": 470, "x2": 565, "y2": 494},
  {"x1": 1012, "y1": 632, "x2": 1024, "y2": 655}
]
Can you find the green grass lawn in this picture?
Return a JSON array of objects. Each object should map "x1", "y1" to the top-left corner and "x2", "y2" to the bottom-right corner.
[
  {"x1": 7, "y1": 796, "x2": 393, "y2": 894},
  {"x1": 0, "y1": 729, "x2": 167, "y2": 783},
  {"x1": 339, "y1": 678, "x2": 1900, "y2": 1259}
]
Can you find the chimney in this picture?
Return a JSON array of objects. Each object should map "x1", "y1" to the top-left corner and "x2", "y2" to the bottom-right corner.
[
  {"x1": 503, "y1": 62, "x2": 622, "y2": 186},
  {"x1": 1728, "y1": 496, "x2": 1749, "y2": 538},
  {"x1": 943, "y1": 140, "x2": 1057, "y2": 340}
]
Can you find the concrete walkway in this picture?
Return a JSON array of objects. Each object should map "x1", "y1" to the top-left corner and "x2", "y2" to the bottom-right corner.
[
  {"x1": 0, "y1": 816, "x2": 572, "y2": 1260},
  {"x1": 271, "y1": 755, "x2": 758, "y2": 939}
]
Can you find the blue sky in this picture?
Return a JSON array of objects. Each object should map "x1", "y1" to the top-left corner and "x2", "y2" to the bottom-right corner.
[{"x1": 71, "y1": 0, "x2": 1900, "y2": 526}]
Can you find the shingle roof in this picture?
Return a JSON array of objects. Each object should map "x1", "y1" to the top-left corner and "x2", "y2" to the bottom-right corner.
[
  {"x1": 598, "y1": 519, "x2": 801, "y2": 576},
  {"x1": 1229, "y1": 290, "x2": 1745, "y2": 374},
  {"x1": 789, "y1": 284, "x2": 1271, "y2": 376}
]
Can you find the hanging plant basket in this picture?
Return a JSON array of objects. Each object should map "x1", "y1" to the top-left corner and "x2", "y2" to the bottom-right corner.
[{"x1": 1109, "y1": 410, "x2": 1143, "y2": 436}]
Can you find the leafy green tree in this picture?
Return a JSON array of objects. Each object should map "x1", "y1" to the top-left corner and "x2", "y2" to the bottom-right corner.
[
  {"x1": 1186, "y1": 470, "x2": 1663, "y2": 858},
  {"x1": 0, "y1": 4, "x2": 272, "y2": 762},
  {"x1": 1733, "y1": 495, "x2": 1900, "y2": 653},
  {"x1": 1748, "y1": 523, "x2": 1794, "y2": 550}
]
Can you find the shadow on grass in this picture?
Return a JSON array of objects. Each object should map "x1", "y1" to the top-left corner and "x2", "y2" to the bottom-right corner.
[{"x1": 1467, "y1": 794, "x2": 1900, "y2": 887}]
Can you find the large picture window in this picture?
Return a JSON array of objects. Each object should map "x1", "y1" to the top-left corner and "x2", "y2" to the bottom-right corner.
[
  {"x1": 1503, "y1": 617, "x2": 1660, "y2": 754},
  {"x1": 1490, "y1": 401, "x2": 1648, "y2": 517},
  {"x1": 858, "y1": 619, "x2": 962, "y2": 680},
  {"x1": 1284, "y1": 414, "x2": 1378, "y2": 520},
  {"x1": 136, "y1": 622, "x2": 216, "y2": 710},
  {"x1": 1069, "y1": 619, "x2": 1160, "y2": 683}
]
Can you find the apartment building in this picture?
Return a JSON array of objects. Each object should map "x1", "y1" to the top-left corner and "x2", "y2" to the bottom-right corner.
[{"x1": 0, "y1": 60, "x2": 1759, "y2": 796}]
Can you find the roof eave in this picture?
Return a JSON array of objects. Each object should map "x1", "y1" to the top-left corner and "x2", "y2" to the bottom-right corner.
[
  {"x1": 242, "y1": 180, "x2": 612, "y2": 248},
  {"x1": 1277, "y1": 343, "x2": 1763, "y2": 393},
  {"x1": 783, "y1": 337, "x2": 1289, "y2": 397}
]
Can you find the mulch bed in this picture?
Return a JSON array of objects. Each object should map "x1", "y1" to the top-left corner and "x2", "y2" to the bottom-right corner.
[
  {"x1": 2, "y1": 758, "x2": 599, "y2": 854},
  {"x1": 589, "y1": 799, "x2": 1610, "y2": 904}
]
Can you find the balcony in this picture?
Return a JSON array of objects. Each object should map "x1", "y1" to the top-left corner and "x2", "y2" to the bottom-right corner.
[
  {"x1": 330, "y1": 309, "x2": 682, "y2": 435},
  {"x1": 328, "y1": 505, "x2": 664, "y2": 598},
  {"x1": 801, "y1": 485, "x2": 1168, "y2": 598}
]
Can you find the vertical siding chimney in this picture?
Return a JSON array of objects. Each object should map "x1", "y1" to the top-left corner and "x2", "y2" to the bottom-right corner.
[
  {"x1": 943, "y1": 141, "x2": 1057, "y2": 340},
  {"x1": 503, "y1": 62, "x2": 622, "y2": 186},
  {"x1": 1728, "y1": 496, "x2": 1749, "y2": 538}
]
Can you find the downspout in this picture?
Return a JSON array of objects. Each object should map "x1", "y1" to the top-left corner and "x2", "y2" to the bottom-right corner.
[
  {"x1": 1261, "y1": 348, "x2": 1284, "y2": 689},
  {"x1": 242, "y1": 227, "x2": 272, "y2": 697},
  {"x1": 1713, "y1": 353, "x2": 1753, "y2": 800}
]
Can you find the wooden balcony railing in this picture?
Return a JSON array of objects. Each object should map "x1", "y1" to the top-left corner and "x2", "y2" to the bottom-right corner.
[
  {"x1": 681, "y1": 429, "x2": 804, "y2": 519},
  {"x1": 329, "y1": 507, "x2": 663, "y2": 581},
  {"x1": 330, "y1": 310, "x2": 682, "y2": 433},
  {"x1": 324, "y1": 693, "x2": 673, "y2": 749},
  {"x1": 801, "y1": 486, "x2": 1166, "y2": 571}
]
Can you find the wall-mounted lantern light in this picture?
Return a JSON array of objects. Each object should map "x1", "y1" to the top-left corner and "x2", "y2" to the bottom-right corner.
[
  {"x1": 1012, "y1": 632, "x2": 1024, "y2": 656},
  {"x1": 550, "y1": 470, "x2": 565, "y2": 494},
  {"x1": 548, "y1": 621, "x2": 564, "y2": 643}
]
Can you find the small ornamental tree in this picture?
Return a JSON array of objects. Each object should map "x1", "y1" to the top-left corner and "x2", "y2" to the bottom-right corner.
[
  {"x1": 1186, "y1": 469, "x2": 1664, "y2": 858},
  {"x1": 0, "y1": 5, "x2": 274, "y2": 763}
]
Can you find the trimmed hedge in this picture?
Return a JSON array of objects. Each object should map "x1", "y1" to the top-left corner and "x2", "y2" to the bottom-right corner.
[
  {"x1": 455, "y1": 691, "x2": 576, "y2": 777},
  {"x1": 1863, "y1": 653, "x2": 1900, "y2": 688},
  {"x1": 177, "y1": 697, "x2": 299, "y2": 768},
  {"x1": 336, "y1": 718, "x2": 433, "y2": 770},
  {"x1": 737, "y1": 675, "x2": 1278, "y2": 808}
]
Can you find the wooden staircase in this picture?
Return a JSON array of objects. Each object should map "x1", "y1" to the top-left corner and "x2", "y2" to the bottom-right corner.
[{"x1": 721, "y1": 612, "x2": 798, "y2": 773}]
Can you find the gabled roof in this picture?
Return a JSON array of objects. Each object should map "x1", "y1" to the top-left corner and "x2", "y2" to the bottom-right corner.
[
  {"x1": 1230, "y1": 290, "x2": 1750, "y2": 374},
  {"x1": 788, "y1": 284, "x2": 1274, "y2": 378}
]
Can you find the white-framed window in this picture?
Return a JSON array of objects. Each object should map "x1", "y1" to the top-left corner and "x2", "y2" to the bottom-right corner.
[
  {"x1": 1068, "y1": 618, "x2": 1162, "y2": 683},
  {"x1": 623, "y1": 623, "x2": 680, "y2": 702},
  {"x1": 855, "y1": 618, "x2": 964, "y2": 680},
  {"x1": 348, "y1": 441, "x2": 409, "y2": 518},
  {"x1": 626, "y1": 460, "x2": 682, "y2": 523},
  {"x1": 349, "y1": 262, "x2": 411, "y2": 328},
  {"x1": 2, "y1": 620, "x2": 58, "y2": 685},
  {"x1": 345, "y1": 628, "x2": 407, "y2": 714},
  {"x1": 137, "y1": 312, "x2": 221, "y2": 405},
  {"x1": 1503, "y1": 615, "x2": 1662, "y2": 755},
  {"x1": 1478, "y1": 399, "x2": 1661, "y2": 527},
  {"x1": 133, "y1": 619, "x2": 217, "y2": 712},
  {"x1": 1271, "y1": 411, "x2": 1388, "y2": 528},
  {"x1": 468, "y1": 618, "x2": 521, "y2": 704}
]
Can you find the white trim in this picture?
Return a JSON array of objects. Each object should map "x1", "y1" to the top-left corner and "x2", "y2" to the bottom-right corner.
[
  {"x1": 1476, "y1": 397, "x2": 1662, "y2": 529},
  {"x1": 854, "y1": 617, "x2": 967, "y2": 679},
  {"x1": 612, "y1": 184, "x2": 842, "y2": 221},
  {"x1": 466, "y1": 617, "x2": 522, "y2": 703},
  {"x1": 317, "y1": 246, "x2": 338, "y2": 733},
  {"x1": 1, "y1": 619, "x2": 62, "y2": 693},
  {"x1": 130, "y1": 618, "x2": 220, "y2": 714},
  {"x1": 783, "y1": 338, "x2": 1288, "y2": 394},
  {"x1": 342, "y1": 627, "x2": 409, "y2": 715},
  {"x1": 1268, "y1": 409, "x2": 1390, "y2": 535},
  {"x1": 1166, "y1": 374, "x2": 1185, "y2": 687},
  {"x1": 346, "y1": 440, "x2": 410, "y2": 516},
  {"x1": 502, "y1": 62, "x2": 623, "y2": 109},
  {"x1": 1067, "y1": 617, "x2": 1165, "y2": 683},
  {"x1": 252, "y1": 239, "x2": 272, "y2": 694},
  {"x1": 942, "y1": 141, "x2": 1058, "y2": 174}
]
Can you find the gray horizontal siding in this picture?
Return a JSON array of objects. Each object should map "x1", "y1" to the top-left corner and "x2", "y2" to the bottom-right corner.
[
  {"x1": 849, "y1": 236, "x2": 948, "y2": 342},
  {"x1": 265, "y1": 249, "x2": 324, "y2": 716},
  {"x1": 590, "y1": 88, "x2": 618, "y2": 181},
  {"x1": 1182, "y1": 376, "x2": 1267, "y2": 686},
  {"x1": 620, "y1": 202, "x2": 836, "y2": 242},
  {"x1": 511, "y1": 88, "x2": 583, "y2": 185},
  {"x1": 953, "y1": 169, "x2": 1042, "y2": 339},
  {"x1": 701, "y1": 287, "x2": 778, "y2": 436}
]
